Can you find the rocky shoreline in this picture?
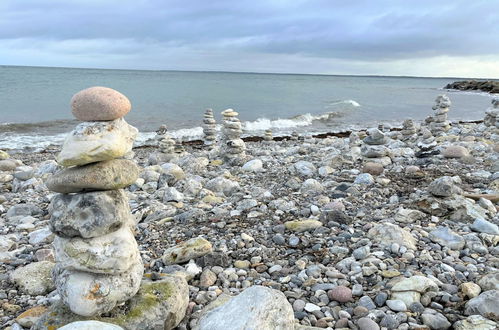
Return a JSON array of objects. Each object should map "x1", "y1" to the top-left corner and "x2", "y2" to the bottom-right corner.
[
  {"x1": 0, "y1": 95, "x2": 498, "y2": 330},
  {"x1": 445, "y1": 80, "x2": 499, "y2": 94}
]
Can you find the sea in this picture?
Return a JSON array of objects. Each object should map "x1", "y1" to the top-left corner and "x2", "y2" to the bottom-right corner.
[{"x1": 0, "y1": 65, "x2": 495, "y2": 151}]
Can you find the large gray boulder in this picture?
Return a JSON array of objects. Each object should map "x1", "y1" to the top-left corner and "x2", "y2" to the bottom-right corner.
[
  {"x1": 196, "y1": 285, "x2": 294, "y2": 330},
  {"x1": 46, "y1": 159, "x2": 139, "y2": 193},
  {"x1": 49, "y1": 189, "x2": 132, "y2": 238},
  {"x1": 465, "y1": 290, "x2": 499, "y2": 321}
]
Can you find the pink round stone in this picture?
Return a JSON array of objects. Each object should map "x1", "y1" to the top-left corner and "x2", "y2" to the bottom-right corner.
[
  {"x1": 71, "y1": 86, "x2": 131, "y2": 121},
  {"x1": 328, "y1": 286, "x2": 353, "y2": 303}
]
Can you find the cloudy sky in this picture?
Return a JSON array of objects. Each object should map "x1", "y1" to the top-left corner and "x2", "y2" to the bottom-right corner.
[{"x1": 1, "y1": 0, "x2": 498, "y2": 77}]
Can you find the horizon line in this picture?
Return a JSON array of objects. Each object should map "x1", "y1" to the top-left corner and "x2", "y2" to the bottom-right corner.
[{"x1": 2, "y1": 64, "x2": 498, "y2": 81}]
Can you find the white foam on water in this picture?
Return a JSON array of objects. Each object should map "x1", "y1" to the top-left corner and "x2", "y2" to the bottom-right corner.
[
  {"x1": 0, "y1": 133, "x2": 67, "y2": 151},
  {"x1": 328, "y1": 99, "x2": 361, "y2": 107}
]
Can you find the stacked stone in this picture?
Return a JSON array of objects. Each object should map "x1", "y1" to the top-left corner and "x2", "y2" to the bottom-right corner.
[
  {"x1": 291, "y1": 131, "x2": 299, "y2": 141},
  {"x1": 202, "y1": 108, "x2": 217, "y2": 145},
  {"x1": 416, "y1": 127, "x2": 438, "y2": 157},
  {"x1": 263, "y1": 129, "x2": 273, "y2": 143},
  {"x1": 484, "y1": 98, "x2": 499, "y2": 128},
  {"x1": 45, "y1": 87, "x2": 143, "y2": 317},
  {"x1": 429, "y1": 94, "x2": 451, "y2": 135},
  {"x1": 174, "y1": 139, "x2": 186, "y2": 155},
  {"x1": 400, "y1": 119, "x2": 418, "y2": 142},
  {"x1": 361, "y1": 127, "x2": 391, "y2": 165},
  {"x1": 156, "y1": 125, "x2": 176, "y2": 155},
  {"x1": 221, "y1": 109, "x2": 246, "y2": 164}
]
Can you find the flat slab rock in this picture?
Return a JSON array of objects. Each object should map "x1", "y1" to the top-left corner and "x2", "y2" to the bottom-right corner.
[
  {"x1": 33, "y1": 275, "x2": 189, "y2": 330},
  {"x1": 46, "y1": 159, "x2": 139, "y2": 193}
]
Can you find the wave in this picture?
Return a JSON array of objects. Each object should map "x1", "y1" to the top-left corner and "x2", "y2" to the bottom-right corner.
[
  {"x1": 243, "y1": 110, "x2": 353, "y2": 132},
  {"x1": 327, "y1": 99, "x2": 361, "y2": 107},
  {"x1": 0, "y1": 119, "x2": 78, "y2": 133}
]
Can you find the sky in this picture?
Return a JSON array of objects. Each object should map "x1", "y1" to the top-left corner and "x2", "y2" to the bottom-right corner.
[{"x1": 1, "y1": 0, "x2": 498, "y2": 78}]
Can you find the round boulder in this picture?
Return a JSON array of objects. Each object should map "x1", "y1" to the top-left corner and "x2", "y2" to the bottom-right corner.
[{"x1": 71, "y1": 86, "x2": 131, "y2": 121}]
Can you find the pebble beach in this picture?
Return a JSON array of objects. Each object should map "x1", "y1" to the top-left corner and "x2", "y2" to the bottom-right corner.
[{"x1": 0, "y1": 89, "x2": 498, "y2": 330}]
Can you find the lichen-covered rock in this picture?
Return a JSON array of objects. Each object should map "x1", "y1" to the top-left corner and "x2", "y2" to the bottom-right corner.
[
  {"x1": 367, "y1": 222, "x2": 417, "y2": 250},
  {"x1": 162, "y1": 236, "x2": 212, "y2": 265},
  {"x1": 428, "y1": 176, "x2": 462, "y2": 197},
  {"x1": 71, "y1": 86, "x2": 131, "y2": 121},
  {"x1": 46, "y1": 159, "x2": 139, "y2": 193},
  {"x1": 34, "y1": 275, "x2": 188, "y2": 330},
  {"x1": 453, "y1": 315, "x2": 497, "y2": 330},
  {"x1": 196, "y1": 285, "x2": 294, "y2": 330},
  {"x1": 57, "y1": 119, "x2": 138, "y2": 167},
  {"x1": 10, "y1": 261, "x2": 55, "y2": 295},
  {"x1": 284, "y1": 219, "x2": 323, "y2": 232},
  {"x1": 54, "y1": 226, "x2": 138, "y2": 274},
  {"x1": 49, "y1": 189, "x2": 132, "y2": 238},
  {"x1": 52, "y1": 260, "x2": 143, "y2": 317},
  {"x1": 478, "y1": 272, "x2": 499, "y2": 291}
]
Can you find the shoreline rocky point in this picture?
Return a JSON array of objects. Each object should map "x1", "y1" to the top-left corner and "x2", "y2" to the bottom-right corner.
[{"x1": 0, "y1": 89, "x2": 498, "y2": 330}]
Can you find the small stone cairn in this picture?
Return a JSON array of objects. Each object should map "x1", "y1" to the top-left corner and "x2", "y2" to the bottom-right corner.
[
  {"x1": 484, "y1": 98, "x2": 499, "y2": 129},
  {"x1": 263, "y1": 129, "x2": 273, "y2": 143},
  {"x1": 45, "y1": 87, "x2": 143, "y2": 317},
  {"x1": 400, "y1": 119, "x2": 418, "y2": 142},
  {"x1": 361, "y1": 127, "x2": 391, "y2": 165},
  {"x1": 416, "y1": 127, "x2": 438, "y2": 157},
  {"x1": 202, "y1": 108, "x2": 217, "y2": 145},
  {"x1": 429, "y1": 94, "x2": 451, "y2": 135},
  {"x1": 221, "y1": 109, "x2": 246, "y2": 165},
  {"x1": 156, "y1": 125, "x2": 176, "y2": 155}
]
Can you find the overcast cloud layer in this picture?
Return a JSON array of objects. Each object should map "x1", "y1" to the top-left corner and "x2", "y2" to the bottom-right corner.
[{"x1": 1, "y1": 0, "x2": 498, "y2": 77}]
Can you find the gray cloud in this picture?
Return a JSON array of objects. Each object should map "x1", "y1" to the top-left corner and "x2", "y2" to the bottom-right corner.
[{"x1": 0, "y1": 0, "x2": 498, "y2": 76}]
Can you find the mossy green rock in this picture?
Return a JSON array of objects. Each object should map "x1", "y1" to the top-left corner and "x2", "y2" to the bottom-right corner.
[
  {"x1": 46, "y1": 159, "x2": 139, "y2": 193},
  {"x1": 284, "y1": 219, "x2": 322, "y2": 232},
  {"x1": 33, "y1": 275, "x2": 189, "y2": 330}
]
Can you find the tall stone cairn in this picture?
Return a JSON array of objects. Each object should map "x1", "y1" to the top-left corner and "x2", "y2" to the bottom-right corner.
[
  {"x1": 400, "y1": 119, "x2": 418, "y2": 142},
  {"x1": 221, "y1": 109, "x2": 246, "y2": 165},
  {"x1": 484, "y1": 98, "x2": 499, "y2": 129},
  {"x1": 202, "y1": 108, "x2": 217, "y2": 145},
  {"x1": 263, "y1": 129, "x2": 273, "y2": 143},
  {"x1": 45, "y1": 87, "x2": 143, "y2": 317},
  {"x1": 430, "y1": 94, "x2": 451, "y2": 135}
]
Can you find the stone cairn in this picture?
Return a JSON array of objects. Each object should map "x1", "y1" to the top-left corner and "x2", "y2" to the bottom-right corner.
[
  {"x1": 221, "y1": 109, "x2": 246, "y2": 165},
  {"x1": 263, "y1": 129, "x2": 273, "y2": 143},
  {"x1": 416, "y1": 127, "x2": 438, "y2": 157},
  {"x1": 400, "y1": 119, "x2": 418, "y2": 142},
  {"x1": 202, "y1": 108, "x2": 217, "y2": 146},
  {"x1": 429, "y1": 94, "x2": 451, "y2": 135},
  {"x1": 157, "y1": 125, "x2": 176, "y2": 155},
  {"x1": 484, "y1": 98, "x2": 499, "y2": 129},
  {"x1": 361, "y1": 127, "x2": 391, "y2": 165},
  {"x1": 45, "y1": 87, "x2": 143, "y2": 317}
]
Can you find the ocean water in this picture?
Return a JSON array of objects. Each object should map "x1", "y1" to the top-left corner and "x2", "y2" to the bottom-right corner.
[{"x1": 0, "y1": 65, "x2": 495, "y2": 150}]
